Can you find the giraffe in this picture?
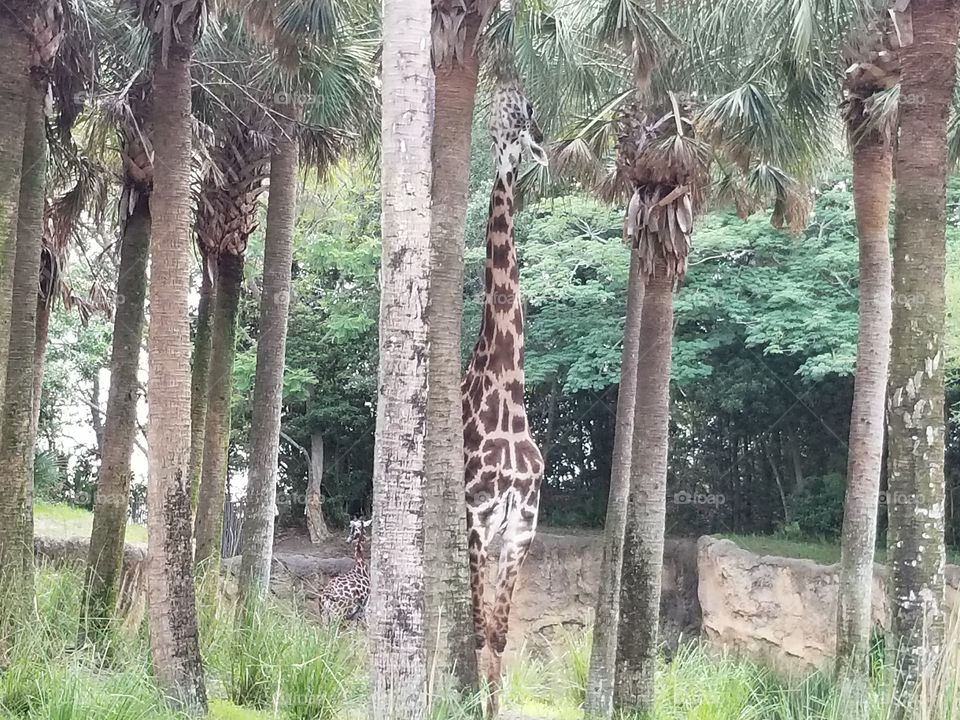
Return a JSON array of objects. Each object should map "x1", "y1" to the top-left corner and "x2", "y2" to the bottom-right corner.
[
  {"x1": 462, "y1": 81, "x2": 548, "y2": 710},
  {"x1": 319, "y1": 518, "x2": 372, "y2": 622}
]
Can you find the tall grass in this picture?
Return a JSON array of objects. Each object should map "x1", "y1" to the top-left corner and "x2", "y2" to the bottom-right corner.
[{"x1": 0, "y1": 564, "x2": 366, "y2": 720}]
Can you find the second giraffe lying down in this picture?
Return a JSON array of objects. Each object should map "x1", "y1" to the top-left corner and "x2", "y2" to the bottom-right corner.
[{"x1": 319, "y1": 518, "x2": 371, "y2": 622}]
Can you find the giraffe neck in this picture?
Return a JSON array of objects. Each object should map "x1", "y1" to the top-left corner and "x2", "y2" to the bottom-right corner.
[
  {"x1": 354, "y1": 535, "x2": 366, "y2": 570},
  {"x1": 473, "y1": 167, "x2": 525, "y2": 383}
]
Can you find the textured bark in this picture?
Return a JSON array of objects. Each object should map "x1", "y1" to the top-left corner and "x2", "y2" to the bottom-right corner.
[
  {"x1": 0, "y1": 80, "x2": 44, "y2": 650},
  {"x1": 886, "y1": 0, "x2": 960, "y2": 711},
  {"x1": 614, "y1": 269, "x2": 673, "y2": 715},
  {"x1": 369, "y1": 1, "x2": 433, "y2": 716},
  {"x1": 194, "y1": 251, "x2": 243, "y2": 576},
  {"x1": 423, "y1": 13, "x2": 482, "y2": 696},
  {"x1": 305, "y1": 431, "x2": 330, "y2": 543},
  {"x1": 0, "y1": 9, "x2": 29, "y2": 452},
  {"x1": 236, "y1": 115, "x2": 298, "y2": 609},
  {"x1": 144, "y1": 40, "x2": 207, "y2": 711},
  {"x1": 31, "y1": 294, "x2": 51, "y2": 438},
  {"x1": 585, "y1": 248, "x2": 644, "y2": 719},
  {"x1": 836, "y1": 133, "x2": 893, "y2": 683},
  {"x1": 190, "y1": 267, "x2": 213, "y2": 513},
  {"x1": 80, "y1": 194, "x2": 150, "y2": 647}
]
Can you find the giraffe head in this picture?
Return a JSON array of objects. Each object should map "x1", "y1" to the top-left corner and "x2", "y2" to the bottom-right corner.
[
  {"x1": 490, "y1": 82, "x2": 548, "y2": 179},
  {"x1": 347, "y1": 517, "x2": 372, "y2": 544}
]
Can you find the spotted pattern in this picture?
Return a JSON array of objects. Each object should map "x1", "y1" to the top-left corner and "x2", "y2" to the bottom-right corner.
[{"x1": 462, "y1": 84, "x2": 547, "y2": 706}]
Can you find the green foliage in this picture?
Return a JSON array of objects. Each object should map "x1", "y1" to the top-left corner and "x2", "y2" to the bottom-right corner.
[{"x1": 787, "y1": 473, "x2": 847, "y2": 540}]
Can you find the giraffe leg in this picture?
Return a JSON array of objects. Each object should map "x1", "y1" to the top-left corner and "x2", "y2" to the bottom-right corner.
[
  {"x1": 487, "y1": 493, "x2": 538, "y2": 657},
  {"x1": 467, "y1": 511, "x2": 491, "y2": 650}
]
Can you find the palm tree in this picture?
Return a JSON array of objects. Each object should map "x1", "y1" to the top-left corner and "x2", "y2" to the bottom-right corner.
[
  {"x1": 584, "y1": 246, "x2": 643, "y2": 717},
  {"x1": 370, "y1": 0, "x2": 434, "y2": 714},
  {"x1": 193, "y1": 116, "x2": 271, "y2": 585},
  {"x1": 230, "y1": 0, "x2": 377, "y2": 610},
  {"x1": 836, "y1": 12, "x2": 899, "y2": 691},
  {"x1": 0, "y1": 0, "x2": 63, "y2": 650},
  {"x1": 886, "y1": 0, "x2": 960, "y2": 711},
  {"x1": 190, "y1": 261, "x2": 213, "y2": 513},
  {"x1": 423, "y1": 0, "x2": 497, "y2": 694},
  {"x1": 80, "y1": 74, "x2": 154, "y2": 648},
  {"x1": 136, "y1": 0, "x2": 207, "y2": 709}
]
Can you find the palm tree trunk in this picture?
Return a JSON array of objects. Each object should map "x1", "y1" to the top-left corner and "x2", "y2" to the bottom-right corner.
[
  {"x1": 236, "y1": 115, "x2": 298, "y2": 609},
  {"x1": 194, "y1": 251, "x2": 243, "y2": 580},
  {"x1": 614, "y1": 268, "x2": 672, "y2": 715},
  {"x1": 79, "y1": 193, "x2": 150, "y2": 647},
  {"x1": 423, "y1": 16, "x2": 482, "y2": 696},
  {"x1": 0, "y1": 8, "x2": 30, "y2": 446},
  {"x1": 836, "y1": 131, "x2": 892, "y2": 687},
  {"x1": 190, "y1": 267, "x2": 213, "y2": 513},
  {"x1": 886, "y1": 0, "x2": 960, "y2": 710},
  {"x1": 586, "y1": 247, "x2": 644, "y2": 719},
  {"x1": 0, "y1": 81, "x2": 45, "y2": 649},
  {"x1": 32, "y1": 293, "x2": 51, "y2": 438},
  {"x1": 144, "y1": 41, "x2": 207, "y2": 712},
  {"x1": 369, "y1": 0, "x2": 433, "y2": 714},
  {"x1": 305, "y1": 430, "x2": 331, "y2": 543}
]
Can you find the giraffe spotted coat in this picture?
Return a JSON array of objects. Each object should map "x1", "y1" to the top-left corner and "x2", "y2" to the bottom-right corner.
[{"x1": 319, "y1": 518, "x2": 371, "y2": 622}]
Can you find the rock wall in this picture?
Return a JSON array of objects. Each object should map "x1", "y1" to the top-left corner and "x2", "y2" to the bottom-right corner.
[{"x1": 697, "y1": 536, "x2": 960, "y2": 672}]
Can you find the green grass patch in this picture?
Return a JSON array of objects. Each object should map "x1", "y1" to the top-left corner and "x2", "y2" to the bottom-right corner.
[
  {"x1": 717, "y1": 533, "x2": 843, "y2": 564},
  {"x1": 33, "y1": 501, "x2": 147, "y2": 545}
]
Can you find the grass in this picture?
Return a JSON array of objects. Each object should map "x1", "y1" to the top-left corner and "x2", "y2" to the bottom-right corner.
[
  {"x1": 33, "y1": 501, "x2": 147, "y2": 545},
  {"x1": 3, "y1": 561, "x2": 958, "y2": 720}
]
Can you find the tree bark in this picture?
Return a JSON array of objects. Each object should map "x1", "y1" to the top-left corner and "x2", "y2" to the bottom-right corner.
[
  {"x1": 0, "y1": 79, "x2": 44, "y2": 649},
  {"x1": 585, "y1": 247, "x2": 644, "y2": 719},
  {"x1": 305, "y1": 430, "x2": 330, "y2": 543},
  {"x1": 237, "y1": 114, "x2": 298, "y2": 610},
  {"x1": 886, "y1": 0, "x2": 960, "y2": 711},
  {"x1": 369, "y1": 1, "x2": 433, "y2": 715},
  {"x1": 144, "y1": 40, "x2": 207, "y2": 712},
  {"x1": 423, "y1": 13, "x2": 482, "y2": 696},
  {"x1": 194, "y1": 251, "x2": 243, "y2": 577},
  {"x1": 836, "y1": 132, "x2": 893, "y2": 685},
  {"x1": 79, "y1": 193, "x2": 150, "y2": 648},
  {"x1": 90, "y1": 372, "x2": 104, "y2": 457},
  {"x1": 614, "y1": 269, "x2": 673, "y2": 715},
  {"x1": 190, "y1": 266, "x2": 213, "y2": 514},
  {"x1": 32, "y1": 292, "x2": 51, "y2": 439},
  {"x1": 0, "y1": 11, "x2": 28, "y2": 446}
]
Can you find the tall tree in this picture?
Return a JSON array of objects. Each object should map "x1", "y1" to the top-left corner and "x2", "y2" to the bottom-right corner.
[
  {"x1": 835, "y1": 13, "x2": 898, "y2": 693},
  {"x1": 0, "y1": 0, "x2": 60, "y2": 649},
  {"x1": 194, "y1": 119, "x2": 270, "y2": 584},
  {"x1": 190, "y1": 265, "x2": 213, "y2": 513},
  {"x1": 584, "y1": 248, "x2": 643, "y2": 718},
  {"x1": 80, "y1": 80, "x2": 153, "y2": 647},
  {"x1": 237, "y1": 110, "x2": 298, "y2": 607},
  {"x1": 423, "y1": 0, "x2": 495, "y2": 694},
  {"x1": 369, "y1": 0, "x2": 434, "y2": 715},
  {"x1": 138, "y1": 0, "x2": 207, "y2": 709},
  {"x1": 886, "y1": 0, "x2": 960, "y2": 711}
]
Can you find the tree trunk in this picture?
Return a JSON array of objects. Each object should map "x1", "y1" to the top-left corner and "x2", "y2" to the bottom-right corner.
[
  {"x1": 190, "y1": 266, "x2": 213, "y2": 513},
  {"x1": 836, "y1": 131, "x2": 893, "y2": 687},
  {"x1": 0, "y1": 10, "x2": 28, "y2": 441},
  {"x1": 194, "y1": 251, "x2": 243, "y2": 578},
  {"x1": 305, "y1": 430, "x2": 330, "y2": 543},
  {"x1": 90, "y1": 372, "x2": 104, "y2": 457},
  {"x1": 0, "y1": 81, "x2": 44, "y2": 650},
  {"x1": 79, "y1": 193, "x2": 150, "y2": 648},
  {"x1": 886, "y1": 0, "x2": 960, "y2": 711},
  {"x1": 423, "y1": 14, "x2": 482, "y2": 696},
  {"x1": 614, "y1": 269, "x2": 673, "y2": 715},
  {"x1": 369, "y1": 1, "x2": 433, "y2": 715},
  {"x1": 144, "y1": 41, "x2": 207, "y2": 712},
  {"x1": 585, "y1": 247, "x2": 644, "y2": 719},
  {"x1": 31, "y1": 294, "x2": 51, "y2": 438},
  {"x1": 236, "y1": 114, "x2": 298, "y2": 610}
]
